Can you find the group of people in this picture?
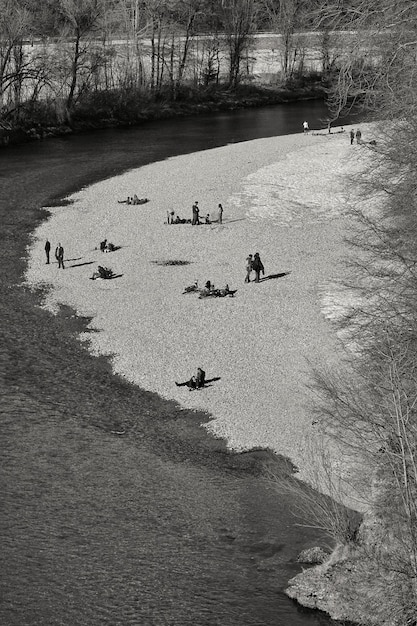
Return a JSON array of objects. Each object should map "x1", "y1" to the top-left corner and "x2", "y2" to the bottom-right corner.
[
  {"x1": 245, "y1": 252, "x2": 265, "y2": 283},
  {"x1": 118, "y1": 195, "x2": 149, "y2": 205},
  {"x1": 44, "y1": 237, "x2": 120, "y2": 270},
  {"x1": 166, "y1": 202, "x2": 223, "y2": 226},
  {"x1": 191, "y1": 201, "x2": 223, "y2": 225},
  {"x1": 350, "y1": 129, "x2": 362, "y2": 145},
  {"x1": 199, "y1": 281, "x2": 235, "y2": 298},
  {"x1": 99, "y1": 239, "x2": 117, "y2": 253},
  {"x1": 45, "y1": 240, "x2": 65, "y2": 269}
]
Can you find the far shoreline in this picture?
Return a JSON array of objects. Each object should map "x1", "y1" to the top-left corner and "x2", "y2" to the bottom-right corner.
[{"x1": 0, "y1": 82, "x2": 330, "y2": 147}]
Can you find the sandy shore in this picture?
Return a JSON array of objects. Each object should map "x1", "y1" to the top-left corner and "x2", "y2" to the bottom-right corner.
[{"x1": 25, "y1": 124, "x2": 373, "y2": 492}]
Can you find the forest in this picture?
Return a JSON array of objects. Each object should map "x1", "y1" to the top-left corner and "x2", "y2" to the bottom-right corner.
[
  {"x1": 281, "y1": 1, "x2": 417, "y2": 624},
  {"x1": 0, "y1": 0, "x2": 344, "y2": 135}
]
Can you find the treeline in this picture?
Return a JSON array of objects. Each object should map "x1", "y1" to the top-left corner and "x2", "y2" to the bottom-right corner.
[
  {"x1": 285, "y1": 1, "x2": 417, "y2": 624},
  {"x1": 0, "y1": 0, "x2": 339, "y2": 135}
]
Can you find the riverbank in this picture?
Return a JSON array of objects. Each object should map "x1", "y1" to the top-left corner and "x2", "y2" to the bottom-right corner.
[
  {"x1": 25, "y1": 122, "x2": 386, "y2": 625},
  {"x1": 2, "y1": 110, "x2": 348, "y2": 626},
  {"x1": 0, "y1": 81, "x2": 325, "y2": 146},
  {"x1": 25, "y1": 123, "x2": 375, "y2": 496}
]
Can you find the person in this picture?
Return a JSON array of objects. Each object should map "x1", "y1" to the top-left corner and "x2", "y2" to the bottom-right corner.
[
  {"x1": 205, "y1": 213, "x2": 211, "y2": 224},
  {"x1": 192, "y1": 201, "x2": 200, "y2": 225},
  {"x1": 45, "y1": 239, "x2": 51, "y2": 264},
  {"x1": 252, "y1": 252, "x2": 264, "y2": 283},
  {"x1": 196, "y1": 367, "x2": 206, "y2": 388},
  {"x1": 218, "y1": 284, "x2": 231, "y2": 297},
  {"x1": 303, "y1": 120, "x2": 309, "y2": 133},
  {"x1": 245, "y1": 254, "x2": 253, "y2": 283},
  {"x1": 100, "y1": 239, "x2": 107, "y2": 252},
  {"x1": 350, "y1": 129, "x2": 355, "y2": 145},
  {"x1": 183, "y1": 280, "x2": 199, "y2": 293},
  {"x1": 176, "y1": 368, "x2": 206, "y2": 390},
  {"x1": 175, "y1": 375, "x2": 197, "y2": 390},
  {"x1": 218, "y1": 203, "x2": 223, "y2": 224},
  {"x1": 55, "y1": 243, "x2": 65, "y2": 269},
  {"x1": 199, "y1": 280, "x2": 213, "y2": 297},
  {"x1": 169, "y1": 210, "x2": 175, "y2": 224},
  {"x1": 132, "y1": 194, "x2": 140, "y2": 204},
  {"x1": 356, "y1": 129, "x2": 362, "y2": 144}
]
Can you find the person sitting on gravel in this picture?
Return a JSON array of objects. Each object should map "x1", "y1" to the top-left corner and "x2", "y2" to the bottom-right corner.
[
  {"x1": 175, "y1": 368, "x2": 206, "y2": 390},
  {"x1": 175, "y1": 375, "x2": 197, "y2": 390},
  {"x1": 199, "y1": 280, "x2": 213, "y2": 296}
]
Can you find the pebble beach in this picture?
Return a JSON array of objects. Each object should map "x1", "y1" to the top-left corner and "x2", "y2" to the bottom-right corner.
[{"x1": 25, "y1": 125, "x2": 372, "y2": 490}]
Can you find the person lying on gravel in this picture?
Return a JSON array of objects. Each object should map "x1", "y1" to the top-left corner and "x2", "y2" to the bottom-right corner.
[
  {"x1": 175, "y1": 376, "x2": 197, "y2": 389},
  {"x1": 199, "y1": 284, "x2": 237, "y2": 298},
  {"x1": 183, "y1": 281, "x2": 199, "y2": 293},
  {"x1": 91, "y1": 265, "x2": 115, "y2": 280},
  {"x1": 118, "y1": 196, "x2": 149, "y2": 205}
]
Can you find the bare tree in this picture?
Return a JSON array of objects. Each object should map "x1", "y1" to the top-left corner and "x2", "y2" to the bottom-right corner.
[
  {"x1": 299, "y1": 2, "x2": 417, "y2": 617},
  {"x1": 219, "y1": 0, "x2": 258, "y2": 87},
  {"x1": 259, "y1": 0, "x2": 307, "y2": 81}
]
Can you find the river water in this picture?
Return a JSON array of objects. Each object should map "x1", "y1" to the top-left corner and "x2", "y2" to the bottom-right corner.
[{"x1": 1, "y1": 101, "x2": 347, "y2": 625}]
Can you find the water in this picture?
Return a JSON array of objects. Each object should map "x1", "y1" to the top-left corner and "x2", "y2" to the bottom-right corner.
[{"x1": 0, "y1": 101, "x2": 344, "y2": 625}]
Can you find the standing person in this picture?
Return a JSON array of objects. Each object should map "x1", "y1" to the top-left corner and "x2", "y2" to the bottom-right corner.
[
  {"x1": 244, "y1": 254, "x2": 253, "y2": 283},
  {"x1": 100, "y1": 239, "x2": 107, "y2": 252},
  {"x1": 192, "y1": 201, "x2": 200, "y2": 225},
  {"x1": 356, "y1": 129, "x2": 362, "y2": 144},
  {"x1": 303, "y1": 120, "x2": 309, "y2": 133},
  {"x1": 252, "y1": 252, "x2": 264, "y2": 283},
  {"x1": 44, "y1": 239, "x2": 51, "y2": 264},
  {"x1": 218, "y1": 203, "x2": 223, "y2": 224},
  {"x1": 350, "y1": 129, "x2": 355, "y2": 145},
  {"x1": 196, "y1": 367, "x2": 206, "y2": 388},
  {"x1": 55, "y1": 242, "x2": 65, "y2": 269}
]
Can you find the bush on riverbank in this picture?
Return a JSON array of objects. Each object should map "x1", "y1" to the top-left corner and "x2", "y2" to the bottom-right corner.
[{"x1": 0, "y1": 79, "x2": 325, "y2": 146}]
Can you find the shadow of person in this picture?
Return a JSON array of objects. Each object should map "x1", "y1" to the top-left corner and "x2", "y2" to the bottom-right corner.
[
  {"x1": 205, "y1": 377, "x2": 221, "y2": 385},
  {"x1": 260, "y1": 271, "x2": 291, "y2": 282},
  {"x1": 69, "y1": 261, "x2": 95, "y2": 268}
]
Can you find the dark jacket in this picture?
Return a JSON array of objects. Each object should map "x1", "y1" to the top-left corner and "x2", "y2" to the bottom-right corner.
[
  {"x1": 196, "y1": 368, "x2": 206, "y2": 388},
  {"x1": 252, "y1": 255, "x2": 264, "y2": 273}
]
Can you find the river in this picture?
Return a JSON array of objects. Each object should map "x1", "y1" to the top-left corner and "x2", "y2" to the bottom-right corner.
[{"x1": 0, "y1": 101, "x2": 349, "y2": 625}]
